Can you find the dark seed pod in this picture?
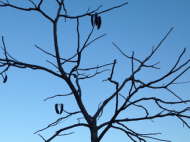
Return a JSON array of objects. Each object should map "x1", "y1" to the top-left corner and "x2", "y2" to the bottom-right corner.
[
  {"x1": 91, "y1": 15, "x2": 94, "y2": 26},
  {"x1": 97, "y1": 16, "x2": 101, "y2": 30},
  {"x1": 95, "y1": 12, "x2": 98, "y2": 18},
  {"x1": 3, "y1": 75, "x2": 7, "y2": 83},
  {"x1": 94, "y1": 12, "x2": 99, "y2": 26},
  {"x1": 95, "y1": 15, "x2": 99, "y2": 26},
  {"x1": 55, "y1": 104, "x2": 59, "y2": 114},
  {"x1": 59, "y1": 104, "x2": 64, "y2": 114}
]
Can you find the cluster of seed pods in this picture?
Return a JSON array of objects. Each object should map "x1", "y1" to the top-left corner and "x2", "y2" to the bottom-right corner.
[
  {"x1": 91, "y1": 12, "x2": 102, "y2": 30},
  {"x1": 55, "y1": 103, "x2": 63, "y2": 114}
]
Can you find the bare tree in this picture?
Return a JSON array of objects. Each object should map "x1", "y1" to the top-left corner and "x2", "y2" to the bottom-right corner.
[{"x1": 0, "y1": 1, "x2": 190, "y2": 142}]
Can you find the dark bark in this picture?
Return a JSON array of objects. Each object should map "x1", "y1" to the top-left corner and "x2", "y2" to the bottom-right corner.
[{"x1": 90, "y1": 119, "x2": 98, "y2": 142}]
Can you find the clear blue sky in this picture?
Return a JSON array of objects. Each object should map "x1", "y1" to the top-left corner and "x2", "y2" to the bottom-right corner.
[{"x1": 0, "y1": 0, "x2": 190, "y2": 142}]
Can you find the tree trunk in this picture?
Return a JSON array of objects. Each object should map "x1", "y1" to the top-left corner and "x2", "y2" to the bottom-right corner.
[{"x1": 90, "y1": 119, "x2": 98, "y2": 142}]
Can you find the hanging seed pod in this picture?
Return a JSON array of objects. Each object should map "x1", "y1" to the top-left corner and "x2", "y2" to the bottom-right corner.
[
  {"x1": 95, "y1": 12, "x2": 98, "y2": 19},
  {"x1": 55, "y1": 103, "x2": 64, "y2": 114},
  {"x1": 97, "y1": 16, "x2": 101, "y2": 30},
  {"x1": 55, "y1": 104, "x2": 59, "y2": 114},
  {"x1": 59, "y1": 104, "x2": 64, "y2": 114},
  {"x1": 95, "y1": 16, "x2": 99, "y2": 26},
  {"x1": 94, "y1": 12, "x2": 99, "y2": 26},
  {"x1": 3, "y1": 75, "x2": 7, "y2": 83},
  {"x1": 91, "y1": 15, "x2": 94, "y2": 26}
]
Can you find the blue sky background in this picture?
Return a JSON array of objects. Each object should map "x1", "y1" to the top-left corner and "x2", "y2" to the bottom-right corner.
[{"x1": 0, "y1": 0, "x2": 190, "y2": 142}]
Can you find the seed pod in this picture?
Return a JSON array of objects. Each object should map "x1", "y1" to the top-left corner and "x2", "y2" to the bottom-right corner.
[
  {"x1": 94, "y1": 12, "x2": 99, "y2": 26},
  {"x1": 95, "y1": 12, "x2": 98, "y2": 19},
  {"x1": 91, "y1": 15, "x2": 94, "y2": 26},
  {"x1": 55, "y1": 104, "x2": 59, "y2": 114},
  {"x1": 97, "y1": 16, "x2": 101, "y2": 30},
  {"x1": 3, "y1": 75, "x2": 7, "y2": 83},
  {"x1": 95, "y1": 15, "x2": 99, "y2": 26},
  {"x1": 59, "y1": 104, "x2": 64, "y2": 114}
]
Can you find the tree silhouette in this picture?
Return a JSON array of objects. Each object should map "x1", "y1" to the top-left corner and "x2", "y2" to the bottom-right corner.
[{"x1": 0, "y1": 1, "x2": 190, "y2": 142}]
